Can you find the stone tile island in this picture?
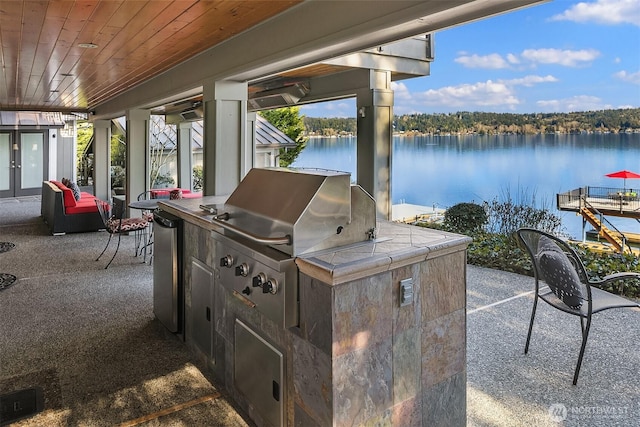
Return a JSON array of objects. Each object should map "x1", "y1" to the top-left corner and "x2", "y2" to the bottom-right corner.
[{"x1": 159, "y1": 196, "x2": 471, "y2": 426}]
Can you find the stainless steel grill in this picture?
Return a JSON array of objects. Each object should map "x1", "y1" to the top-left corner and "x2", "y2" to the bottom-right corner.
[{"x1": 210, "y1": 167, "x2": 376, "y2": 327}]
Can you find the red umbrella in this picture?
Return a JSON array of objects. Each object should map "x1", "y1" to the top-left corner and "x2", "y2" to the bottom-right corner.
[{"x1": 605, "y1": 170, "x2": 640, "y2": 189}]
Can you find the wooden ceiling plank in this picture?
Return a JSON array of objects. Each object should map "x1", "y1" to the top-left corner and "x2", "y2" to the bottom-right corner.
[
  {"x1": 93, "y1": 0, "x2": 179, "y2": 65},
  {"x1": 81, "y1": 1, "x2": 231, "y2": 98},
  {"x1": 0, "y1": 0, "x2": 23, "y2": 102},
  {"x1": 17, "y1": 1, "x2": 49, "y2": 106},
  {"x1": 68, "y1": 0, "x2": 126, "y2": 106},
  {"x1": 27, "y1": 1, "x2": 76, "y2": 103}
]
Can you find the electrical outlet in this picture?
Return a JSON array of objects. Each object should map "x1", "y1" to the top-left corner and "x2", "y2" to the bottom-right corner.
[{"x1": 400, "y1": 278, "x2": 414, "y2": 307}]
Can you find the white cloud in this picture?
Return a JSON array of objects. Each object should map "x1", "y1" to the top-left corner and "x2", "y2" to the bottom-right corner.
[
  {"x1": 454, "y1": 53, "x2": 510, "y2": 69},
  {"x1": 520, "y1": 48, "x2": 600, "y2": 67},
  {"x1": 454, "y1": 49, "x2": 600, "y2": 70},
  {"x1": 536, "y1": 95, "x2": 614, "y2": 112},
  {"x1": 418, "y1": 81, "x2": 520, "y2": 108},
  {"x1": 502, "y1": 75, "x2": 559, "y2": 87},
  {"x1": 391, "y1": 82, "x2": 412, "y2": 101},
  {"x1": 551, "y1": 0, "x2": 640, "y2": 26},
  {"x1": 506, "y1": 54, "x2": 520, "y2": 65},
  {"x1": 613, "y1": 70, "x2": 640, "y2": 84},
  {"x1": 392, "y1": 75, "x2": 559, "y2": 114}
]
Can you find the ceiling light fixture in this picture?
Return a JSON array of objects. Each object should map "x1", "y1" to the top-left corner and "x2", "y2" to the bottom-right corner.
[{"x1": 78, "y1": 42, "x2": 98, "y2": 49}]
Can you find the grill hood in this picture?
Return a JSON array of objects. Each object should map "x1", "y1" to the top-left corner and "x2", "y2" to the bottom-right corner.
[{"x1": 211, "y1": 168, "x2": 376, "y2": 256}]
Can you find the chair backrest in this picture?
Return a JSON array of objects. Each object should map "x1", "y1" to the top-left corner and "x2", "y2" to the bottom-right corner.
[
  {"x1": 516, "y1": 228, "x2": 591, "y2": 309},
  {"x1": 137, "y1": 190, "x2": 154, "y2": 201},
  {"x1": 95, "y1": 199, "x2": 112, "y2": 227},
  {"x1": 169, "y1": 189, "x2": 183, "y2": 200}
]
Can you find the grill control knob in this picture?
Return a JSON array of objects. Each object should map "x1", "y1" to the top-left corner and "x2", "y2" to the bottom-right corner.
[
  {"x1": 220, "y1": 254, "x2": 234, "y2": 268},
  {"x1": 252, "y1": 272, "x2": 267, "y2": 288},
  {"x1": 242, "y1": 286, "x2": 251, "y2": 295},
  {"x1": 235, "y1": 263, "x2": 249, "y2": 277},
  {"x1": 263, "y1": 278, "x2": 279, "y2": 295}
]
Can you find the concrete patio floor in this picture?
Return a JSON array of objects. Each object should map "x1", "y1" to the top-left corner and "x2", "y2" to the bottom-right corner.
[
  {"x1": 466, "y1": 264, "x2": 640, "y2": 427},
  {"x1": 1, "y1": 196, "x2": 638, "y2": 426}
]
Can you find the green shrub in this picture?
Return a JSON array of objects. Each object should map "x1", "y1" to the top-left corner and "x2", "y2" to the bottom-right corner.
[
  {"x1": 193, "y1": 165, "x2": 203, "y2": 191},
  {"x1": 572, "y1": 246, "x2": 640, "y2": 297},
  {"x1": 110, "y1": 165, "x2": 125, "y2": 188},
  {"x1": 443, "y1": 202, "x2": 487, "y2": 234},
  {"x1": 417, "y1": 226, "x2": 640, "y2": 299},
  {"x1": 483, "y1": 194, "x2": 563, "y2": 236}
]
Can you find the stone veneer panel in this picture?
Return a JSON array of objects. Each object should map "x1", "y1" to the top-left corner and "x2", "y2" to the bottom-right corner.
[
  {"x1": 422, "y1": 371, "x2": 466, "y2": 426},
  {"x1": 294, "y1": 403, "x2": 322, "y2": 427},
  {"x1": 421, "y1": 308, "x2": 466, "y2": 389},
  {"x1": 332, "y1": 272, "x2": 393, "y2": 357},
  {"x1": 393, "y1": 327, "x2": 421, "y2": 405},
  {"x1": 393, "y1": 395, "x2": 423, "y2": 427},
  {"x1": 291, "y1": 333, "x2": 332, "y2": 425},
  {"x1": 333, "y1": 339, "x2": 393, "y2": 426},
  {"x1": 421, "y1": 251, "x2": 466, "y2": 322},
  {"x1": 298, "y1": 274, "x2": 333, "y2": 356}
]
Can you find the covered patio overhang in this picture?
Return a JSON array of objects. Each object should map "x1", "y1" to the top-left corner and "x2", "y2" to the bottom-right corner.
[
  {"x1": 86, "y1": 0, "x2": 546, "y2": 219},
  {"x1": 0, "y1": 1, "x2": 548, "y2": 216}
]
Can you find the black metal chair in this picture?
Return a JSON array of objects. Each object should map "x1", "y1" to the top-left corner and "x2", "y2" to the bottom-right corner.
[
  {"x1": 516, "y1": 227, "x2": 640, "y2": 385},
  {"x1": 95, "y1": 200, "x2": 149, "y2": 268}
]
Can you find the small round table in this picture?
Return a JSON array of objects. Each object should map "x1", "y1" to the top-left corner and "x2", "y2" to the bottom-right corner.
[
  {"x1": 128, "y1": 200, "x2": 159, "y2": 263},
  {"x1": 129, "y1": 199, "x2": 160, "y2": 211}
]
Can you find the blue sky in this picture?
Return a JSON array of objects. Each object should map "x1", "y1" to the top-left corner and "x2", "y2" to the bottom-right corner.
[{"x1": 300, "y1": 0, "x2": 640, "y2": 118}]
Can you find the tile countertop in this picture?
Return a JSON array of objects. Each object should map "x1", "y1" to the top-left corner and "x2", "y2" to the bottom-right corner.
[{"x1": 159, "y1": 196, "x2": 472, "y2": 286}]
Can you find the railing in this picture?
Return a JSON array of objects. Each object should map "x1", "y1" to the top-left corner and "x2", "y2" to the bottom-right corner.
[
  {"x1": 582, "y1": 198, "x2": 629, "y2": 253},
  {"x1": 557, "y1": 186, "x2": 640, "y2": 215}
]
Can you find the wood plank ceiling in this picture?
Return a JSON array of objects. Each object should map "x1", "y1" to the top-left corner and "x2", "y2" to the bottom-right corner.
[{"x1": 0, "y1": 0, "x2": 300, "y2": 112}]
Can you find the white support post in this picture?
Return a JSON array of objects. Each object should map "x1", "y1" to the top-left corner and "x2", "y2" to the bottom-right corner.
[
  {"x1": 178, "y1": 122, "x2": 193, "y2": 190},
  {"x1": 92, "y1": 120, "x2": 111, "y2": 201},
  {"x1": 202, "y1": 80, "x2": 250, "y2": 196},
  {"x1": 126, "y1": 109, "x2": 150, "y2": 215},
  {"x1": 356, "y1": 70, "x2": 394, "y2": 220}
]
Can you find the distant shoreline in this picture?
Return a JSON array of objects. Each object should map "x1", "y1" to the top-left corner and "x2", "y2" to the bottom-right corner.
[
  {"x1": 303, "y1": 108, "x2": 640, "y2": 137},
  {"x1": 305, "y1": 129, "x2": 640, "y2": 137}
]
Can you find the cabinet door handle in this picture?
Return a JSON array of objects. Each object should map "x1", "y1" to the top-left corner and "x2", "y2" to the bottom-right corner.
[{"x1": 205, "y1": 307, "x2": 211, "y2": 321}]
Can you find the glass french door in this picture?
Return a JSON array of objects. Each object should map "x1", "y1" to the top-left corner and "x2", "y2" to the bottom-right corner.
[{"x1": 0, "y1": 131, "x2": 48, "y2": 198}]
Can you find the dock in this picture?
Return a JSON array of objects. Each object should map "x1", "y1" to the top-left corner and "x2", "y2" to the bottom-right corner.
[
  {"x1": 557, "y1": 186, "x2": 640, "y2": 254},
  {"x1": 585, "y1": 230, "x2": 640, "y2": 245},
  {"x1": 392, "y1": 203, "x2": 445, "y2": 224},
  {"x1": 557, "y1": 186, "x2": 640, "y2": 219}
]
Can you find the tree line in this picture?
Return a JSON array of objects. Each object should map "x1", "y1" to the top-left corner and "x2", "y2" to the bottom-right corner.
[{"x1": 304, "y1": 108, "x2": 640, "y2": 136}]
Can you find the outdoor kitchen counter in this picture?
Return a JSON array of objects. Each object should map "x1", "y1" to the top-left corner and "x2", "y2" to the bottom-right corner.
[
  {"x1": 159, "y1": 195, "x2": 472, "y2": 426},
  {"x1": 158, "y1": 195, "x2": 472, "y2": 285},
  {"x1": 295, "y1": 220, "x2": 471, "y2": 285}
]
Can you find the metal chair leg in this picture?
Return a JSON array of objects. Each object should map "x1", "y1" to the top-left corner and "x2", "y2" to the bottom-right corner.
[
  {"x1": 524, "y1": 294, "x2": 539, "y2": 354},
  {"x1": 573, "y1": 316, "x2": 592, "y2": 385},
  {"x1": 96, "y1": 233, "x2": 113, "y2": 261},
  {"x1": 105, "y1": 233, "x2": 122, "y2": 269}
]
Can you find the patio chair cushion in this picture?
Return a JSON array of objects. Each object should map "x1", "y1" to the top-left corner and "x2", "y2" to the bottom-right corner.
[
  {"x1": 105, "y1": 217, "x2": 148, "y2": 233},
  {"x1": 537, "y1": 235, "x2": 564, "y2": 254},
  {"x1": 68, "y1": 181, "x2": 82, "y2": 200},
  {"x1": 537, "y1": 248, "x2": 584, "y2": 309}
]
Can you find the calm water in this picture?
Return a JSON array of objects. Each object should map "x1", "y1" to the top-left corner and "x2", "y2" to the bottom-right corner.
[{"x1": 291, "y1": 133, "x2": 640, "y2": 239}]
